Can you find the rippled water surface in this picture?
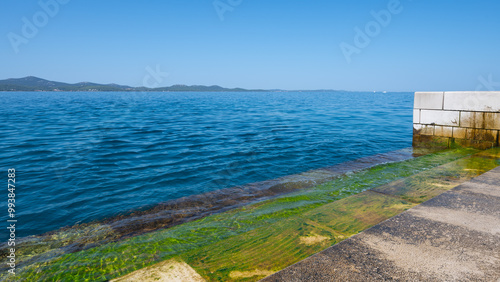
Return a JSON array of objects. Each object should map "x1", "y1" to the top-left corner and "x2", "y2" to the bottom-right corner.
[{"x1": 0, "y1": 91, "x2": 413, "y2": 237}]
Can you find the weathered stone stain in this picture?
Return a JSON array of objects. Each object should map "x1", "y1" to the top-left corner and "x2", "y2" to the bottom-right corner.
[{"x1": 413, "y1": 92, "x2": 500, "y2": 149}]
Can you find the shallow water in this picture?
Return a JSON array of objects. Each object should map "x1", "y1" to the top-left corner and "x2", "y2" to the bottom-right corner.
[
  {"x1": 0, "y1": 91, "x2": 413, "y2": 237},
  {"x1": 5, "y1": 147, "x2": 494, "y2": 281}
]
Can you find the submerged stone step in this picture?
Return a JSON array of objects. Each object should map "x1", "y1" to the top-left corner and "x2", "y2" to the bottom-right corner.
[
  {"x1": 183, "y1": 149, "x2": 499, "y2": 281},
  {"x1": 262, "y1": 166, "x2": 500, "y2": 281}
]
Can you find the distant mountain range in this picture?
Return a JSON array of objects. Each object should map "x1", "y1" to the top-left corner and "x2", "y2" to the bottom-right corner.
[{"x1": 0, "y1": 76, "x2": 263, "y2": 92}]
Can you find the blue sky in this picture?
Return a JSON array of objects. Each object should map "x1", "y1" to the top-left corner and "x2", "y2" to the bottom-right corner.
[{"x1": 1, "y1": 0, "x2": 500, "y2": 91}]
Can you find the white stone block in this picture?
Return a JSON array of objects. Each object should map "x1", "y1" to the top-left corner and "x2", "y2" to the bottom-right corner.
[
  {"x1": 434, "y1": 126, "x2": 453, "y2": 137},
  {"x1": 413, "y1": 109, "x2": 420, "y2": 124},
  {"x1": 414, "y1": 92, "x2": 444, "y2": 110},
  {"x1": 460, "y1": 111, "x2": 484, "y2": 128},
  {"x1": 420, "y1": 110, "x2": 460, "y2": 126},
  {"x1": 414, "y1": 124, "x2": 434, "y2": 135},
  {"x1": 443, "y1": 91, "x2": 500, "y2": 112},
  {"x1": 461, "y1": 111, "x2": 500, "y2": 130},
  {"x1": 484, "y1": 112, "x2": 500, "y2": 130},
  {"x1": 453, "y1": 127, "x2": 466, "y2": 139},
  {"x1": 465, "y1": 128, "x2": 498, "y2": 142}
]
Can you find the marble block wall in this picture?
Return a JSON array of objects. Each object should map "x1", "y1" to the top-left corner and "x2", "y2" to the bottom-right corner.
[{"x1": 413, "y1": 92, "x2": 500, "y2": 149}]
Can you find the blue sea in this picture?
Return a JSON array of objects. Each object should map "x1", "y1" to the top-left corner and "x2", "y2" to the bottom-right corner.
[{"x1": 0, "y1": 91, "x2": 413, "y2": 237}]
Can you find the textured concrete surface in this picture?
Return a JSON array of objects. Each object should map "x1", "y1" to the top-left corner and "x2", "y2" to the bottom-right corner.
[{"x1": 261, "y1": 166, "x2": 500, "y2": 281}]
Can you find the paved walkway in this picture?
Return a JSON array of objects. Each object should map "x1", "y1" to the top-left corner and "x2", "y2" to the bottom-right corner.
[{"x1": 262, "y1": 166, "x2": 500, "y2": 281}]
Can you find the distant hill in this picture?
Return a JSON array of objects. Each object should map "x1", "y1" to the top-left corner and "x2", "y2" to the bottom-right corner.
[{"x1": 0, "y1": 76, "x2": 263, "y2": 92}]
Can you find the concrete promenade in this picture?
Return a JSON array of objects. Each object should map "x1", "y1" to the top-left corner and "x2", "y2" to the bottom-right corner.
[{"x1": 262, "y1": 166, "x2": 500, "y2": 281}]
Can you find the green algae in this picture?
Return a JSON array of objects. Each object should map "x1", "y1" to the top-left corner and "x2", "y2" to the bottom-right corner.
[
  {"x1": 183, "y1": 191, "x2": 416, "y2": 281},
  {"x1": 182, "y1": 148, "x2": 500, "y2": 281},
  {"x1": 1, "y1": 149, "x2": 417, "y2": 274},
  {"x1": 373, "y1": 148, "x2": 500, "y2": 203},
  {"x1": 6, "y1": 147, "x2": 499, "y2": 281}
]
